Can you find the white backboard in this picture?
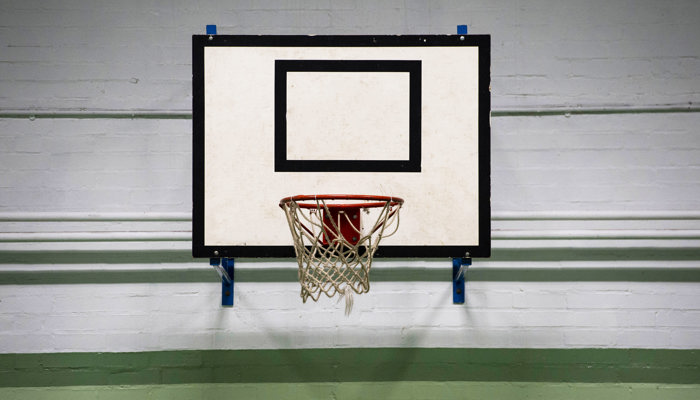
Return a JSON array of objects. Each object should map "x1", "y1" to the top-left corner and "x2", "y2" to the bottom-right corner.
[{"x1": 193, "y1": 35, "x2": 490, "y2": 258}]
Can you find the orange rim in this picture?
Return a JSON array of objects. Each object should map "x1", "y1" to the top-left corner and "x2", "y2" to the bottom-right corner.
[{"x1": 279, "y1": 194, "x2": 404, "y2": 210}]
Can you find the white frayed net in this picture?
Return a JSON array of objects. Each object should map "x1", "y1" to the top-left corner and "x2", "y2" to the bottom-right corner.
[{"x1": 280, "y1": 196, "x2": 402, "y2": 307}]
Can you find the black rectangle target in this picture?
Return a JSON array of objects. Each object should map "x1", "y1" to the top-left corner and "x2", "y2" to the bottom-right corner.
[{"x1": 274, "y1": 60, "x2": 422, "y2": 173}]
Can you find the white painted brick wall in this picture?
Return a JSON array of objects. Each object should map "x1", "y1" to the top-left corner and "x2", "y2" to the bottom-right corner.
[
  {"x1": 2, "y1": 113, "x2": 699, "y2": 213},
  {"x1": 0, "y1": 1, "x2": 699, "y2": 355},
  {"x1": 492, "y1": 113, "x2": 700, "y2": 211},
  {"x1": 0, "y1": 119, "x2": 190, "y2": 211},
  {"x1": 1, "y1": 280, "x2": 699, "y2": 353},
  {"x1": 0, "y1": 0, "x2": 698, "y2": 111}
]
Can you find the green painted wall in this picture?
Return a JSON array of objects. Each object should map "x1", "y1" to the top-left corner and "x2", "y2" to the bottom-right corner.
[
  {"x1": 1, "y1": 348, "x2": 699, "y2": 399},
  {"x1": 2, "y1": 348, "x2": 699, "y2": 386}
]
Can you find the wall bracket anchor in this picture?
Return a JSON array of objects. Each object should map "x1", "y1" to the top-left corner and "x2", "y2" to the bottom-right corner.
[
  {"x1": 452, "y1": 256, "x2": 470, "y2": 304},
  {"x1": 211, "y1": 257, "x2": 234, "y2": 307}
]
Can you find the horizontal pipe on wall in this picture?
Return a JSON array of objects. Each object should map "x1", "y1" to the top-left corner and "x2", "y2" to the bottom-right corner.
[
  {"x1": 493, "y1": 230, "x2": 700, "y2": 240},
  {"x1": 0, "y1": 231, "x2": 699, "y2": 242},
  {"x1": 2, "y1": 211, "x2": 700, "y2": 222},
  {"x1": 0, "y1": 212, "x2": 191, "y2": 222},
  {"x1": 0, "y1": 232, "x2": 192, "y2": 242},
  {"x1": 1, "y1": 105, "x2": 699, "y2": 120},
  {"x1": 493, "y1": 211, "x2": 700, "y2": 221}
]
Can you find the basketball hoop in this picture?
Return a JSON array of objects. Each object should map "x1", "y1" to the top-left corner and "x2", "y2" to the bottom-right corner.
[{"x1": 279, "y1": 194, "x2": 404, "y2": 311}]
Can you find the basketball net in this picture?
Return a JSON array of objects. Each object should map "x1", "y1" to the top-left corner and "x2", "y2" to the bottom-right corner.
[{"x1": 279, "y1": 195, "x2": 403, "y2": 314}]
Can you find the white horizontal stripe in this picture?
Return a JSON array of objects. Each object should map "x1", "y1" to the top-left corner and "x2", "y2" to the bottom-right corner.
[{"x1": 1, "y1": 260, "x2": 698, "y2": 273}]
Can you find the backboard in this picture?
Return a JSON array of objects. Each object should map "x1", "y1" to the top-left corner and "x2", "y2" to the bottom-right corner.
[{"x1": 192, "y1": 34, "x2": 490, "y2": 258}]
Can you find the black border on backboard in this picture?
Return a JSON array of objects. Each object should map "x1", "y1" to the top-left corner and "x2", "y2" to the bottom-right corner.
[
  {"x1": 275, "y1": 59, "x2": 421, "y2": 173},
  {"x1": 192, "y1": 34, "x2": 491, "y2": 259}
]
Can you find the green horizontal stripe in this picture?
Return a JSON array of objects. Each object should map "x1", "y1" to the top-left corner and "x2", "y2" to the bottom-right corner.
[
  {"x1": 0, "y1": 269, "x2": 215, "y2": 285},
  {"x1": 0, "y1": 250, "x2": 191, "y2": 264},
  {"x1": 1, "y1": 247, "x2": 698, "y2": 265},
  {"x1": 0, "y1": 348, "x2": 698, "y2": 387}
]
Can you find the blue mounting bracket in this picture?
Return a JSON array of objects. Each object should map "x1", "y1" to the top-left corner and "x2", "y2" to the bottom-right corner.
[
  {"x1": 206, "y1": 24, "x2": 217, "y2": 42},
  {"x1": 452, "y1": 256, "x2": 470, "y2": 304},
  {"x1": 211, "y1": 257, "x2": 234, "y2": 306}
]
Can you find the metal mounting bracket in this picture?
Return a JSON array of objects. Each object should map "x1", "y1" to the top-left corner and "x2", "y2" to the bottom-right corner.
[
  {"x1": 453, "y1": 256, "x2": 470, "y2": 304},
  {"x1": 211, "y1": 257, "x2": 234, "y2": 307}
]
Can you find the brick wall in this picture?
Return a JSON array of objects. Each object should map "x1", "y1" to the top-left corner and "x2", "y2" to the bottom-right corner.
[
  {"x1": 3, "y1": 280, "x2": 699, "y2": 353},
  {"x1": 0, "y1": 1, "x2": 699, "y2": 396}
]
